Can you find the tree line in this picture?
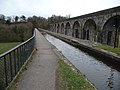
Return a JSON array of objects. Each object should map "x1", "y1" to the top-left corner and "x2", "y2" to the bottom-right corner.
[
  {"x1": 0, "y1": 14, "x2": 69, "y2": 28},
  {"x1": 0, "y1": 14, "x2": 33, "y2": 42},
  {"x1": 0, "y1": 14, "x2": 69, "y2": 42}
]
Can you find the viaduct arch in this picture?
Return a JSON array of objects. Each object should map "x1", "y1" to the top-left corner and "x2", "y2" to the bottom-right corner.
[
  {"x1": 102, "y1": 15, "x2": 120, "y2": 47},
  {"x1": 50, "y1": 6, "x2": 120, "y2": 47},
  {"x1": 61, "y1": 23, "x2": 64, "y2": 34},
  {"x1": 65, "y1": 22, "x2": 71, "y2": 35},
  {"x1": 83, "y1": 19, "x2": 96, "y2": 41},
  {"x1": 72, "y1": 21, "x2": 80, "y2": 38}
]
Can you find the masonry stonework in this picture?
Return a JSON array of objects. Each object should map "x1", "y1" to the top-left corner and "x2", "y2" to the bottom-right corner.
[{"x1": 50, "y1": 6, "x2": 120, "y2": 47}]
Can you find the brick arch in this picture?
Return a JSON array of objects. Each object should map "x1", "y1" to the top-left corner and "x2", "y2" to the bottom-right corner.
[
  {"x1": 83, "y1": 19, "x2": 97, "y2": 41},
  {"x1": 65, "y1": 22, "x2": 71, "y2": 35},
  {"x1": 72, "y1": 21, "x2": 81, "y2": 38},
  {"x1": 101, "y1": 15, "x2": 120, "y2": 47}
]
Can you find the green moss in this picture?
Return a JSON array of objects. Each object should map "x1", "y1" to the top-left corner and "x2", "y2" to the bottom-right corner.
[
  {"x1": 95, "y1": 45, "x2": 120, "y2": 56},
  {"x1": 57, "y1": 60, "x2": 95, "y2": 90},
  {"x1": 0, "y1": 42, "x2": 21, "y2": 54}
]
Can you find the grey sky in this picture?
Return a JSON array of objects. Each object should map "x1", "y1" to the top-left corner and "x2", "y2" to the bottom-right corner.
[{"x1": 0, "y1": 0, "x2": 120, "y2": 18}]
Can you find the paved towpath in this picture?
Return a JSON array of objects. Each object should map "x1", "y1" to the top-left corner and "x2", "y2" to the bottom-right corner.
[
  {"x1": 17, "y1": 29, "x2": 59, "y2": 90},
  {"x1": 39, "y1": 28, "x2": 101, "y2": 47}
]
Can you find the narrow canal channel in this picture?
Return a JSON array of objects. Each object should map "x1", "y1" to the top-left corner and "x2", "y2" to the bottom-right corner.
[{"x1": 44, "y1": 34, "x2": 120, "y2": 90}]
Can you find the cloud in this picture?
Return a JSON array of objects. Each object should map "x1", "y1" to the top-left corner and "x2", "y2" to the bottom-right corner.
[{"x1": 0, "y1": 0, "x2": 120, "y2": 18}]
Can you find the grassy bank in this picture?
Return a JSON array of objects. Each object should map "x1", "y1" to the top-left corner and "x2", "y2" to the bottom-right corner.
[
  {"x1": 57, "y1": 60, "x2": 95, "y2": 90},
  {"x1": 0, "y1": 42, "x2": 21, "y2": 54},
  {"x1": 95, "y1": 45, "x2": 120, "y2": 56}
]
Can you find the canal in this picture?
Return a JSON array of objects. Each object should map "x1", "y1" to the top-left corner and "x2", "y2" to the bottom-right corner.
[{"x1": 44, "y1": 34, "x2": 120, "y2": 90}]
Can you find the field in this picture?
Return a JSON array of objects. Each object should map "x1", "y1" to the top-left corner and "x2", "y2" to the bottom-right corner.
[{"x1": 0, "y1": 42, "x2": 21, "y2": 54}]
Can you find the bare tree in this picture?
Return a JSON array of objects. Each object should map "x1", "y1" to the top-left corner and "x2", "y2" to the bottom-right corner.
[
  {"x1": 6, "y1": 16, "x2": 12, "y2": 24},
  {"x1": 15, "y1": 16, "x2": 19, "y2": 22},
  {"x1": 20, "y1": 15, "x2": 26, "y2": 22},
  {"x1": 0, "y1": 14, "x2": 5, "y2": 23}
]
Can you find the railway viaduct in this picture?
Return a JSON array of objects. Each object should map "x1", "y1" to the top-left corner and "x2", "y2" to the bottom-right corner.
[{"x1": 49, "y1": 6, "x2": 120, "y2": 47}]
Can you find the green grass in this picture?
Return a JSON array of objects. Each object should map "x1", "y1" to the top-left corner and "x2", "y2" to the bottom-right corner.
[
  {"x1": 0, "y1": 42, "x2": 21, "y2": 54},
  {"x1": 57, "y1": 60, "x2": 95, "y2": 90},
  {"x1": 95, "y1": 45, "x2": 120, "y2": 56}
]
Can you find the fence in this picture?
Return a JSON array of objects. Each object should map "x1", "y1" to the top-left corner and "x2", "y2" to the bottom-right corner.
[{"x1": 0, "y1": 30, "x2": 35, "y2": 90}]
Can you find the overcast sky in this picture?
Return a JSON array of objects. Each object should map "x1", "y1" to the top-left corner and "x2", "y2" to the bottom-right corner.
[{"x1": 0, "y1": 0, "x2": 120, "y2": 18}]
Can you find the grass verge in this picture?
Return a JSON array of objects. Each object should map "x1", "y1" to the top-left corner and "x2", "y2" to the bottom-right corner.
[
  {"x1": 94, "y1": 45, "x2": 120, "y2": 56},
  {"x1": 56, "y1": 59, "x2": 95, "y2": 90},
  {"x1": 0, "y1": 42, "x2": 21, "y2": 54}
]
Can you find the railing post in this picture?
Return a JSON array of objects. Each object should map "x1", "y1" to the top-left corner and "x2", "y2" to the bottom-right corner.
[
  {"x1": 13, "y1": 50, "x2": 17, "y2": 75},
  {"x1": 17, "y1": 49, "x2": 20, "y2": 71},
  {"x1": 21, "y1": 45, "x2": 24, "y2": 65},
  {"x1": 23, "y1": 44, "x2": 25, "y2": 63},
  {"x1": 0, "y1": 30, "x2": 35, "y2": 89},
  {"x1": 19, "y1": 46, "x2": 22, "y2": 67},
  {"x1": 9, "y1": 53, "x2": 13, "y2": 81},
  {"x1": 3, "y1": 56, "x2": 8, "y2": 87}
]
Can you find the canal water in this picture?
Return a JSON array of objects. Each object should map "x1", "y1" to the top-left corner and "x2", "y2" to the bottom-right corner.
[{"x1": 44, "y1": 34, "x2": 120, "y2": 90}]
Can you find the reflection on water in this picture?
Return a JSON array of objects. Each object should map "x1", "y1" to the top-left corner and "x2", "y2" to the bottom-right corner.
[{"x1": 44, "y1": 34, "x2": 120, "y2": 90}]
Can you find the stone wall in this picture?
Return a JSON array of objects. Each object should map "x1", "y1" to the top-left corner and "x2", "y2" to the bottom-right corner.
[{"x1": 50, "y1": 6, "x2": 120, "y2": 47}]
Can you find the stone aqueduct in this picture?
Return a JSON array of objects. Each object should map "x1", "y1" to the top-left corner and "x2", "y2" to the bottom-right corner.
[{"x1": 49, "y1": 6, "x2": 120, "y2": 47}]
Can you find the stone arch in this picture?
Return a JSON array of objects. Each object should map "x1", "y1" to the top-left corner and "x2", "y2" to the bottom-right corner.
[
  {"x1": 83, "y1": 19, "x2": 96, "y2": 41},
  {"x1": 50, "y1": 24, "x2": 52, "y2": 31},
  {"x1": 102, "y1": 15, "x2": 120, "y2": 47},
  {"x1": 57, "y1": 24, "x2": 60, "y2": 33},
  {"x1": 54, "y1": 24, "x2": 56, "y2": 32},
  {"x1": 65, "y1": 22, "x2": 71, "y2": 35},
  {"x1": 72, "y1": 21, "x2": 80, "y2": 38},
  {"x1": 61, "y1": 23, "x2": 64, "y2": 34},
  {"x1": 55, "y1": 24, "x2": 57, "y2": 32},
  {"x1": 51, "y1": 24, "x2": 54, "y2": 32}
]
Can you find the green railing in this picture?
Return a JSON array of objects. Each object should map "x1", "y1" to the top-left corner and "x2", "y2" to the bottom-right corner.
[{"x1": 0, "y1": 30, "x2": 35, "y2": 90}]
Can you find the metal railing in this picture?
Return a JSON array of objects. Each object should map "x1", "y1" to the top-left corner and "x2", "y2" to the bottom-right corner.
[{"x1": 0, "y1": 30, "x2": 36, "y2": 90}]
